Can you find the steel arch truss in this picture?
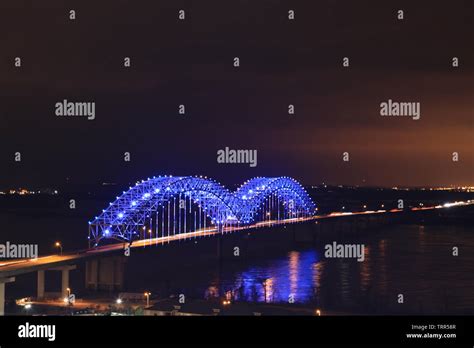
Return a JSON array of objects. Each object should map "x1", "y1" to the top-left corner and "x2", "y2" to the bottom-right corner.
[
  {"x1": 89, "y1": 175, "x2": 316, "y2": 244},
  {"x1": 235, "y1": 177, "x2": 316, "y2": 223}
]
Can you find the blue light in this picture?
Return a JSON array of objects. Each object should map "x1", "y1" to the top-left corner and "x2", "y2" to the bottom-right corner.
[{"x1": 90, "y1": 175, "x2": 316, "y2": 244}]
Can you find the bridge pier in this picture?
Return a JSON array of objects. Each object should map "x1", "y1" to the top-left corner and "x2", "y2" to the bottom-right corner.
[
  {"x1": 49, "y1": 265, "x2": 76, "y2": 298},
  {"x1": 62, "y1": 268, "x2": 70, "y2": 298},
  {"x1": 86, "y1": 256, "x2": 126, "y2": 291},
  {"x1": 37, "y1": 270, "x2": 45, "y2": 299},
  {"x1": 216, "y1": 235, "x2": 221, "y2": 259},
  {"x1": 0, "y1": 277, "x2": 15, "y2": 316},
  {"x1": 313, "y1": 222, "x2": 320, "y2": 245}
]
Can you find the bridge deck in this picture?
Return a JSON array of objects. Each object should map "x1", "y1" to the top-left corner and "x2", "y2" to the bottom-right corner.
[{"x1": 0, "y1": 201, "x2": 471, "y2": 278}]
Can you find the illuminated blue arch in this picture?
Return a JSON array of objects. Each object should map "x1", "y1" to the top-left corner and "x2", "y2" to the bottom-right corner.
[
  {"x1": 89, "y1": 175, "x2": 316, "y2": 244},
  {"x1": 235, "y1": 176, "x2": 315, "y2": 223}
]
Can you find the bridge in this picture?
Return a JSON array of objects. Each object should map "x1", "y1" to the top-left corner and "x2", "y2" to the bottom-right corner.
[
  {"x1": 0, "y1": 174, "x2": 473, "y2": 315},
  {"x1": 88, "y1": 175, "x2": 315, "y2": 245}
]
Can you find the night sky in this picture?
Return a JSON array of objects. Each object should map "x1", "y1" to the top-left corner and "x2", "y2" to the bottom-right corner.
[{"x1": 1, "y1": 0, "x2": 472, "y2": 188}]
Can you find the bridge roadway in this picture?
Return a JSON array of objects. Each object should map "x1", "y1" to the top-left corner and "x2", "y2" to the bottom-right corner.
[
  {"x1": 0, "y1": 200, "x2": 472, "y2": 315},
  {"x1": 1, "y1": 200, "x2": 472, "y2": 278}
]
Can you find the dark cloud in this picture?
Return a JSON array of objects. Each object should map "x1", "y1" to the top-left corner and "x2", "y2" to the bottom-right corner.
[{"x1": 0, "y1": 0, "x2": 472, "y2": 187}]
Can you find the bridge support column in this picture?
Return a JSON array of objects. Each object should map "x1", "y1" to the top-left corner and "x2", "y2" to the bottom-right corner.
[
  {"x1": 86, "y1": 259, "x2": 99, "y2": 291},
  {"x1": 86, "y1": 256, "x2": 126, "y2": 291},
  {"x1": 313, "y1": 222, "x2": 320, "y2": 245},
  {"x1": 216, "y1": 234, "x2": 222, "y2": 261},
  {"x1": 61, "y1": 269, "x2": 70, "y2": 298},
  {"x1": 0, "y1": 277, "x2": 15, "y2": 316},
  {"x1": 37, "y1": 270, "x2": 45, "y2": 300},
  {"x1": 50, "y1": 265, "x2": 76, "y2": 298}
]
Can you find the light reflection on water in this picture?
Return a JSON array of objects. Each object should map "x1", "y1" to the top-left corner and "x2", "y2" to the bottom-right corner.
[
  {"x1": 213, "y1": 250, "x2": 319, "y2": 304},
  {"x1": 3, "y1": 209, "x2": 473, "y2": 314},
  {"x1": 196, "y1": 224, "x2": 474, "y2": 314}
]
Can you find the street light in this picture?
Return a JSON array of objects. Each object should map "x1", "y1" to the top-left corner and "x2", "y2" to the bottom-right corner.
[
  {"x1": 55, "y1": 242, "x2": 63, "y2": 255},
  {"x1": 144, "y1": 292, "x2": 151, "y2": 307}
]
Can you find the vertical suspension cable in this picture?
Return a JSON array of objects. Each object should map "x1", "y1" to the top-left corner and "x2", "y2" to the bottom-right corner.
[
  {"x1": 155, "y1": 206, "x2": 158, "y2": 246},
  {"x1": 194, "y1": 211, "x2": 197, "y2": 234},
  {"x1": 277, "y1": 193, "x2": 280, "y2": 223},
  {"x1": 189, "y1": 193, "x2": 193, "y2": 239},
  {"x1": 161, "y1": 204, "x2": 164, "y2": 244},
  {"x1": 173, "y1": 197, "x2": 176, "y2": 237},
  {"x1": 270, "y1": 195, "x2": 272, "y2": 223},
  {"x1": 149, "y1": 215, "x2": 152, "y2": 245},
  {"x1": 178, "y1": 193, "x2": 181, "y2": 238},
  {"x1": 167, "y1": 200, "x2": 170, "y2": 243},
  {"x1": 269, "y1": 193, "x2": 271, "y2": 224}
]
